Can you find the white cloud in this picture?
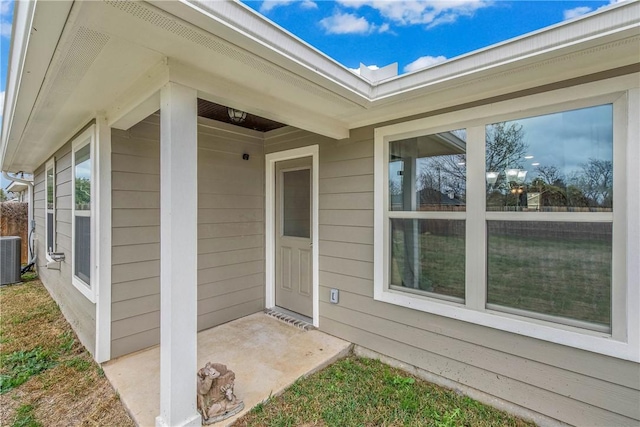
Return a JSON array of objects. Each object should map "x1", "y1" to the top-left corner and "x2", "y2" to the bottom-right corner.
[
  {"x1": 0, "y1": 19, "x2": 10, "y2": 37},
  {"x1": 300, "y1": 1, "x2": 318, "y2": 10},
  {"x1": 0, "y1": 0, "x2": 11, "y2": 38},
  {"x1": 563, "y1": 0, "x2": 626, "y2": 21},
  {"x1": 0, "y1": 0, "x2": 11, "y2": 16},
  {"x1": 260, "y1": 0, "x2": 295, "y2": 13},
  {"x1": 336, "y1": 0, "x2": 492, "y2": 27},
  {"x1": 403, "y1": 55, "x2": 447, "y2": 73},
  {"x1": 320, "y1": 12, "x2": 381, "y2": 35},
  {"x1": 260, "y1": 0, "x2": 318, "y2": 12},
  {"x1": 348, "y1": 64, "x2": 379, "y2": 75},
  {"x1": 563, "y1": 6, "x2": 593, "y2": 20}
]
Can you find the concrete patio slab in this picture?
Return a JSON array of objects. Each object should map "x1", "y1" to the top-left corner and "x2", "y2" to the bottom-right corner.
[{"x1": 103, "y1": 313, "x2": 351, "y2": 426}]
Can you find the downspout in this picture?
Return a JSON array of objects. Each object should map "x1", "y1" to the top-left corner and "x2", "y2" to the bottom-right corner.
[{"x1": 2, "y1": 171, "x2": 36, "y2": 270}]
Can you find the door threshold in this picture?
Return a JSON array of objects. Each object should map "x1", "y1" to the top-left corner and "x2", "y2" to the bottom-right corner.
[{"x1": 264, "y1": 308, "x2": 315, "y2": 331}]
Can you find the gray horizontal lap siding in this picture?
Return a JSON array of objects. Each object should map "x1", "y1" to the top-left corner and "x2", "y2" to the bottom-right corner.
[
  {"x1": 263, "y1": 124, "x2": 640, "y2": 426},
  {"x1": 110, "y1": 116, "x2": 265, "y2": 359},
  {"x1": 34, "y1": 141, "x2": 96, "y2": 356},
  {"x1": 195, "y1": 121, "x2": 265, "y2": 329}
]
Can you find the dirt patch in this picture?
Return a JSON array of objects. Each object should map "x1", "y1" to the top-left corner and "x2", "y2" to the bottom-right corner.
[{"x1": 0, "y1": 279, "x2": 134, "y2": 427}]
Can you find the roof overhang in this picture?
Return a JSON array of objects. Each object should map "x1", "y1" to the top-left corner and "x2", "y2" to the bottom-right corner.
[
  {"x1": 1, "y1": 0, "x2": 639, "y2": 173},
  {"x1": 6, "y1": 181, "x2": 28, "y2": 193}
]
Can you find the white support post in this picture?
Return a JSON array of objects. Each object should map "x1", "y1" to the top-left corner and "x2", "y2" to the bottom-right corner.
[
  {"x1": 95, "y1": 115, "x2": 112, "y2": 363},
  {"x1": 156, "y1": 82, "x2": 201, "y2": 427}
]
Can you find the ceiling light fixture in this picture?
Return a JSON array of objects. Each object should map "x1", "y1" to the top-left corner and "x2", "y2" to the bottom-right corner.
[{"x1": 228, "y1": 107, "x2": 247, "y2": 124}]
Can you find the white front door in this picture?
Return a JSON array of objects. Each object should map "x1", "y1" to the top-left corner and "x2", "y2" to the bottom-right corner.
[{"x1": 275, "y1": 157, "x2": 313, "y2": 318}]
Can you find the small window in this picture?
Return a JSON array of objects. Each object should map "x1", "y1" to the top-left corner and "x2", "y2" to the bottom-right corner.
[
  {"x1": 282, "y1": 169, "x2": 311, "y2": 238},
  {"x1": 71, "y1": 126, "x2": 96, "y2": 301},
  {"x1": 45, "y1": 159, "x2": 56, "y2": 258}
]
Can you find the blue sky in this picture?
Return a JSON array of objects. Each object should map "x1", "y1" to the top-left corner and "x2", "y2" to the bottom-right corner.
[
  {"x1": 1, "y1": 0, "x2": 12, "y2": 190},
  {"x1": 244, "y1": 0, "x2": 620, "y2": 73},
  {"x1": 0, "y1": 0, "x2": 622, "y2": 189}
]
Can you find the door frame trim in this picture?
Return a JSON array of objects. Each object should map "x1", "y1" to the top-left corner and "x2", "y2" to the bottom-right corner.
[{"x1": 265, "y1": 145, "x2": 319, "y2": 327}]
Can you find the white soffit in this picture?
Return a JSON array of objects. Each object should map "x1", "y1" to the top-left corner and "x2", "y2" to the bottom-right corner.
[
  {"x1": 1, "y1": 1, "x2": 73, "y2": 173},
  {"x1": 3, "y1": 1, "x2": 165, "y2": 172},
  {"x1": 88, "y1": 0, "x2": 355, "y2": 136},
  {"x1": 150, "y1": 0, "x2": 372, "y2": 102}
]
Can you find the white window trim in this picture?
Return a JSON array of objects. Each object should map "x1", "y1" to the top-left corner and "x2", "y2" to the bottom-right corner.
[
  {"x1": 374, "y1": 76, "x2": 639, "y2": 362},
  {"x1": 44, "y1": 158, "x2": 56, "y2": 262},
  {"x1": 71, "y1": 125, "x2": 97, "y2": 303}
]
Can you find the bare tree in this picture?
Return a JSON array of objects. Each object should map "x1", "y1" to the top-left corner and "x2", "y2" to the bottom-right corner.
[
  {"x1": 535, "y1": 165, "x2": 564, "y2": 186},
  {"x1": 485, "y1": 121, "x2": 528, "y2": 174},
  {"x1": 418, "y1": 155, "x2": 466, "y2": 205},
  {"x1": 571, "y1": 158, "x2": 613, "y2": 207}
]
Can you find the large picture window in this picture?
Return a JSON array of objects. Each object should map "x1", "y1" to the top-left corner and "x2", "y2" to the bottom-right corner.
[
  {"x1": 374, "y1": 85, "x2": 635, "y2": 361},
  {"x1": 45, "y1": 159, "x2": 56, "y2": 259},
  {"x1": 71, "y1": 126, "x2": 96, "y2": 301}
]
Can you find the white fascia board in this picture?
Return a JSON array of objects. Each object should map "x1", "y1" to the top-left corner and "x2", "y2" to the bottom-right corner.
[
  {"x1": 149, "y1": 0, "x2": 371, "y2": 104},
  {"x1": 0, "y1": 0, "x2": 73, "y2": 173},
  {"x1": 1, "y1": 0, "x2": 35, "y2": 172}
]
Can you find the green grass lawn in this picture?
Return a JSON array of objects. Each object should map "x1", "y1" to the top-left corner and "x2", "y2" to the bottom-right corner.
[
  {"x1": 236, "y1": 356, "x2": 534, "y2": 427},
  {"x1": 487, "y1": 233, "x2": 611, "y2": 326},
  {"x1": 391, "y1": 225, "x2": 611, "y2": 327},
  {"x1": 390, "y1": 223, "x2": 465, "y2": 300}
]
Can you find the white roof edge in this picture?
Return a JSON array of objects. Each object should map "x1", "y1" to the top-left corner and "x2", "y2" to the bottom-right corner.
[
  {"x1": 0, "y1": 0, "x2": 35, "y2": 171},
  {"x1": 395, "y1": 0, "x2": 638, "y2": 80},
  {"x1": 161, "y1": 0, "x2": 639, "y2": 102},
  {"x1": 375, "y1": 0, "x2": 640, "y2": 95},
  {"x1": 6, "y1": 180, "x2": 29, "y2": 192}
]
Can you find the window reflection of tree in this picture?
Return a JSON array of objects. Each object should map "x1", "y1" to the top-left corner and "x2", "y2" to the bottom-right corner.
[{"x1": 485, "y1": 117, "x2": 613, "y2": 212}]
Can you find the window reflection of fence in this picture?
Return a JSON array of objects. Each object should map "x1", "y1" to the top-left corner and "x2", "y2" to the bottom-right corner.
[{"x1": 487, "y1": 221, "x2": 611, "y2": 241}]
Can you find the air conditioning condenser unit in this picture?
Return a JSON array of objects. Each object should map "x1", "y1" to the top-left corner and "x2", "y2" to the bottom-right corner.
[{"x1": 1, "y1": 236, "x2": 22, "y2": 285}]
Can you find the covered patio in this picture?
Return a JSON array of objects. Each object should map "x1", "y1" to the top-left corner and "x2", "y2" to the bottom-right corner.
[{"x1": 104, "y1": 312, "x2": 351, "y2": 427}]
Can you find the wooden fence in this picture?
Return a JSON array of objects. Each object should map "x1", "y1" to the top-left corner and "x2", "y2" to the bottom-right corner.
[{"x1": 1, "y1": 202, "x2": 29, "y2": 263}]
